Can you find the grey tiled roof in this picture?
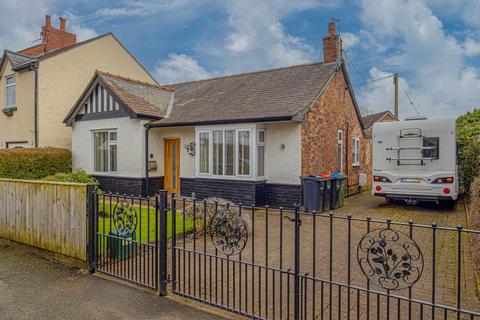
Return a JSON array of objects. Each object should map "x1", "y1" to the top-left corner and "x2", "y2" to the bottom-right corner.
[
  {"x1": 150, "y1": 61, "x2": 338, "y2": 126},
  {"x1": 97, "y1": 72, "x2": 172, "y2": 118},
  {"x1": 1, "y1": 50, "x2": 36, "y2": 70}
]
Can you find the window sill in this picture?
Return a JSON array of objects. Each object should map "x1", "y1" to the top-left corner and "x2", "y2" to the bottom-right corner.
[
  {"x1": 352, "y1": 163, "x2": 361, "y2": 167},
  {"x1": 2, "y1": 106, "x2": 17, "y2": 117}
]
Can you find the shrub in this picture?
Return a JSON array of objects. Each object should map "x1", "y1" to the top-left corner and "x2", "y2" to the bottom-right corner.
[
  {"x1": 0, "y1": 148, "x2": 71, "y2": 180},
  {"x1": 43, "y1": 168, "x2": 99, "y2": 186},
  {"x1": 457, "y1": 109, "x2": 480, "y2": 193},
  {"x1": 467, "y1": 176, "x2": 480, "y2": 277}
]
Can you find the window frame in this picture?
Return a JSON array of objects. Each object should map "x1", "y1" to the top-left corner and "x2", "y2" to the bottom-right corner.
[
  {"x1": 338, "y1": 129, "x2": 344, "y2": 173},
  {"x1": 195, "y1": 127, "x2": 259, "y2": 179},
  {"x1": 256, "y1": 129, "x2": 265, "y2": 178},
  {"x1": 5, "y1": 75, "x2": 16, "y2": 108},
  {"x1": 353, "y1": 138, "x2": 360, "y2": 166},
  {"x1": 92, "y1": 129, "x2": 118, "y2": 174}
]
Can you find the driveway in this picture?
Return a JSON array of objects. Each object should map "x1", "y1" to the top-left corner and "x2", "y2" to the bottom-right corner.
[{"x1": 0, "y1": 238, "x2": 224, "y2": 320}]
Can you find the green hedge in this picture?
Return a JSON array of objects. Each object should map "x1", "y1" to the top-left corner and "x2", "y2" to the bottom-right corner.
[
  {"x1": 457, "y1": 109, "x2": 480, "y2": 193},
  {"x1": 43, "y1": 168, "x2": 99, "y2": 186},
  {"x1": 0, "y1": 148, "x2": 71, "y2": 180}
]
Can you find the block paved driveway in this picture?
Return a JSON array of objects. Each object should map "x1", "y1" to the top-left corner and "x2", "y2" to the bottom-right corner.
[
  {"x1": 0, "y1": 238, "x2": 224, "y2": 320},
  {"x1": 170, "y1": 192, "x2": 480, "y2": 319}
]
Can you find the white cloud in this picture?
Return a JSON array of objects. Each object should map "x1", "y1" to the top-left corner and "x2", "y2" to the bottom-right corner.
[
  {"x1": 465, "y1": 38, "x2": 480, "y2": 56},
  {"x1": 340, "y1": 32, "x2": 359, "y2": 50},
  {"x1": 356, "y1": 0, "x2": 480, "y2": 118},
  {"x1": 93, "y1": 0, "x2": 203, "y2": 19},
  {"x1": 154, "y1": 53, "x2": 211, "y2": 83},
  {"x1": 62, "y1": 12, "x2": 98, "y2": 42}
]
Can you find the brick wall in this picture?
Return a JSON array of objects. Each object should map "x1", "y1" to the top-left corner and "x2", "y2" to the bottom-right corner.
[{"x1": 301, "y1": 67, "x2": 369, "y2": 195}]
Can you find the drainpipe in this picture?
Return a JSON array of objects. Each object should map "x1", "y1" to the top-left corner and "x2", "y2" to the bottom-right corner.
[
  {"x1": 144, "y1": 126, "x2": 150, "y2": 197},
  {"x1": 30, "y1": 62, "x2": 39, "y2": 147}
]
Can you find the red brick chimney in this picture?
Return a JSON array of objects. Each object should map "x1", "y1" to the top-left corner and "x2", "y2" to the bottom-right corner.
[
  {"x1": 323, "y1": 21, "x2": 342, "y2": 64},
  {"x1": 19, "y1": 15, "x2": 77, "y2": 56}
]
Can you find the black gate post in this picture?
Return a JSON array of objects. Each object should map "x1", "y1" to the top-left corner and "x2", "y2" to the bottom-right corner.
[
  {"x1": 171, "y1": 193, "x2": 177, "y2": 293},
  {"x1": 158, "y1": 190, "x2": 168, "y2": 296},
  {"x1": 87, "y1": 185, "x2": 96, "y2": 273},
  {"x1": 294, "y1": 204, "x2": 301, "y2": 320}
]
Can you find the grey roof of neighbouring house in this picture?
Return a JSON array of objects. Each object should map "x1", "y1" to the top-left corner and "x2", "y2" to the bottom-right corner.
[
  {"x1": 362, "y1": 110, "x2": 395, "y2": 130},
  {"x1": 0, "y1": 50, "x2": 37, "y2": 71},
  {"x1": 148, "y1": 61, "x2": 340, "y2": 127}
]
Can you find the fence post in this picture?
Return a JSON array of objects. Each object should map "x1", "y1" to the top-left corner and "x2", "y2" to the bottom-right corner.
[
  {"x1": 294, "y1": 204, "x2": 301, "y2": 320},
  {"x1": 158, "y1": 190, "x2": 168, "y2": 296},
  {"x1": 87, "y1": 185, "x2": 96, "y2": 273},
  {"x1": 171, "y1": 193, "x2": 177, "y2": 293}
]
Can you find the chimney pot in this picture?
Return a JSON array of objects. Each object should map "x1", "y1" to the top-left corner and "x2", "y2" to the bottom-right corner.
[
  {"x1": 328, "y1": 21, "x2": 336, "y2": 36},
  {"x1": 60, "y1": 17, "x2": 66, "y2": 31},
  {"x1": 45, "y1": 15, "x2": 51, "y2": 27}
]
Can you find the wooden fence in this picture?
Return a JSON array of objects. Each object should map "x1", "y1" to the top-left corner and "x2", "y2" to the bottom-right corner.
[{"x1": 0, "y1": 179, "x2": 90, "y2": 260}]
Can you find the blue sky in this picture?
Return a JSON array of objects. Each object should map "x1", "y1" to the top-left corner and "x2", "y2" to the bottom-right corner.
[{"x1": 1, "y1": 0, "x2": 479, "y2": 118}]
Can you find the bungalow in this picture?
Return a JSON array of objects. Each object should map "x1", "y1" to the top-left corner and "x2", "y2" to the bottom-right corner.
[{"x1": 64, "y1": 22, "x2": 369, "y2": 208}]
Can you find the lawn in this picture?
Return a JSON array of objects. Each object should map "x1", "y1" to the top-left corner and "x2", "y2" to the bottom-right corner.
[{"x1": 97, "y1": 203, "x2": 195, "y2": 243}]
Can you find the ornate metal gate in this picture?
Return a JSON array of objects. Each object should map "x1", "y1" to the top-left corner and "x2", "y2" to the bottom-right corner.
[
  {"x1": 88, "y1": 190, "x2": 168, "y2": 293},
  {"x1": 170, "y1": 195, "x2": 480, "y2": 320}
]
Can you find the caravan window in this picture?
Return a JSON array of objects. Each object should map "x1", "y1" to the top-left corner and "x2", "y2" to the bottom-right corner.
[{"x1": 422, "y1": 137, "x2": 439, "y2": 160}]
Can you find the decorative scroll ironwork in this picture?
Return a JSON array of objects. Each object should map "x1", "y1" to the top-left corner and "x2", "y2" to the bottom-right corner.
[
  {"x1": 112, "y1": 201, "x2": 138, "y2": 238},
  {"x1": 357, "y1": 228, "x2": 424, "y2": 290},
  {"x1": 209, "y1": 208, "x2": 248, "y2": 257}
]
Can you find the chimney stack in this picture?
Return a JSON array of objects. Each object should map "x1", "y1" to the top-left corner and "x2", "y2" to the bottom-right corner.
[
  {"x1": 19, "y1": 15, "x2": 76, "y2": 56},
  {"x1": 60, "y1": 17, "x2": 66, "y2": 31},
  {"x1": 323, "y1": 21, "x2": 342, "y2": 64}
]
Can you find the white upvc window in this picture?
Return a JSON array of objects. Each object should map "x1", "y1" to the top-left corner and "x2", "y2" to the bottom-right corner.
[
  {"x1": 93, "y1": 130, "x2": 117, "y2": 173},
  {"x1": 338, "y1": 129, "x2": 343, "y2": 173},
  {"x1": 196, "y1": 126, "x2": 263, "y2": 179},
  {"x1": 353, "y1": 138, "x2": 360, "y2": 166},
  {"x1": 5, "y1": 75, "x2": 16, "y2": 108}
]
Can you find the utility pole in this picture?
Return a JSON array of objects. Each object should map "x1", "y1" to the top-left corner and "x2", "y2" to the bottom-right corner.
[{"x1": 393, "y1": 73, "x2": 399, "y2": 120}]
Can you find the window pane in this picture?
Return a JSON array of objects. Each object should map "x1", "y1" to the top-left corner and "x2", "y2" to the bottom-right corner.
[
  {"x1": 6, "y1": 77, "x2": 15, "y2": 85},
  {"x1": 109, "y1": 144, "x2": 117, "y2": 172},
  {"x1": 172, "y1": 143, "x2": 177, "y2": 189},
  {"x1": 225, "y1": 130, "x2": 235, "y2": 175},
  {"x1": 109, "y1": 132, "x2": 117, "y2": 141},
  {"x1": 257, "y1": 145, "x2": 265, "y2": 176},
  {"x1": 94, "y1": 132, "x2": 108, "y2": 172},
  {"x1": 199, "y1": 132, "x2": 209, "y2": 173},
  {"x1": 238, "y1": 131, "x2": 250, "y2": 175},
  {"x1": 258, "y1": 131, "x2": 265, "y2": 143},
  {"x1": 422, "y1": 137, "x2": 439, "y2": 159},
  {"x1": 6, "y1": 84, "x2": 15, "y2": 106},
  {"x1": 213, "y1": 130, "x2": 223, "y2": 175}
]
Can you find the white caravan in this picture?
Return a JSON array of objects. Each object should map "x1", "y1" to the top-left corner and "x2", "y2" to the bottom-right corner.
[{"x1": 372, "y1": 117, "x2": 458, "y2": 204}]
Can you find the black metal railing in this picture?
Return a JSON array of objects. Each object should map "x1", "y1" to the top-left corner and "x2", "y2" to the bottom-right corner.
[{"x1": 169, "y1": 195, "x2": 480, "y2": 320}]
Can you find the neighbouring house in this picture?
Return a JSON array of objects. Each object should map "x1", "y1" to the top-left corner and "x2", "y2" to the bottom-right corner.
[
  {"x1": 64, "y1": 21, "x2": 368, "y2": 208},
  {"x1": 362, "y1": 110, "x2": 396, "y2": 138},
  {"x1": 0, "y1": 15, "x2": 157, "y2": 149},
  {"x1": 362, "y1": 110, "x2": 396, "y2": 185}
]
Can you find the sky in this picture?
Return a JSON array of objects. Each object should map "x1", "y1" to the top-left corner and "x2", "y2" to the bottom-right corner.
[{"x1": 0, "y1": 0, "x2": 479, "y2": 118}]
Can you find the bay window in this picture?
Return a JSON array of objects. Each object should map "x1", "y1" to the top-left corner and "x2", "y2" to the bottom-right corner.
[
  {"x1": 94, "y1": 130, "x2": 117, "y2": 173},
  {"x1": 196, "y1": 127, "x2": 263, "y2": 178}
]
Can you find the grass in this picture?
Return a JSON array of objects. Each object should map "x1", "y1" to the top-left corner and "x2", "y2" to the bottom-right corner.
[{"x1": 97, "y1": 203, "x2": 195, "y2": 243}]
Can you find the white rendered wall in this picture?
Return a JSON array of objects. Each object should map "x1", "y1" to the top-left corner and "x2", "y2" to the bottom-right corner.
[
  {"x1": 148, "y1": 127, "x2": 196, "y2": 178},
  {"x1": 72, "y1": 117, "x2": 146, "y2": 177},
  {"x1": 264, "y1": 122, "x2": 302, "y2": 185}
]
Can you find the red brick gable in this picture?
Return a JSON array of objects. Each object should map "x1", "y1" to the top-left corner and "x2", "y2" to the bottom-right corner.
[
  {"x1": 19, "y1": 15, "x2": 76, "y2": 57},
  {"x1": 301, "y1": 67, "x2": 369, "y2": 195}
]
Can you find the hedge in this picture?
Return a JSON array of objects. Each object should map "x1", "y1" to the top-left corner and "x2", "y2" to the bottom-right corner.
[
  {"x1": 0, "y1": 148, "x2": 71, "y2": 180},
  {"x1": 43, "y1": 168, "x2": 99, "y2": 186},
  {"x1": 457, "y1": 109, "x2": 480, "y2": 193}
]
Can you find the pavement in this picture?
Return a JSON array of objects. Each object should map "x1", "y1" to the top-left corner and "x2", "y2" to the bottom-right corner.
[{"x1": 0, "y1": 238, "x2": 224, "y2": 320}]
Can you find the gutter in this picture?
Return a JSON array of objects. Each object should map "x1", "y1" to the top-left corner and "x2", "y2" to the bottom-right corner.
[{"x1": 145, "y1": 115, "x2": 295, "y2": 129}]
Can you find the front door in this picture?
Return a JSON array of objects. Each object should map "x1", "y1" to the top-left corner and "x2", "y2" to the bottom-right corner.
[{"x1": 164, "y1": 139, "x2": 180, "y2": 193}]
